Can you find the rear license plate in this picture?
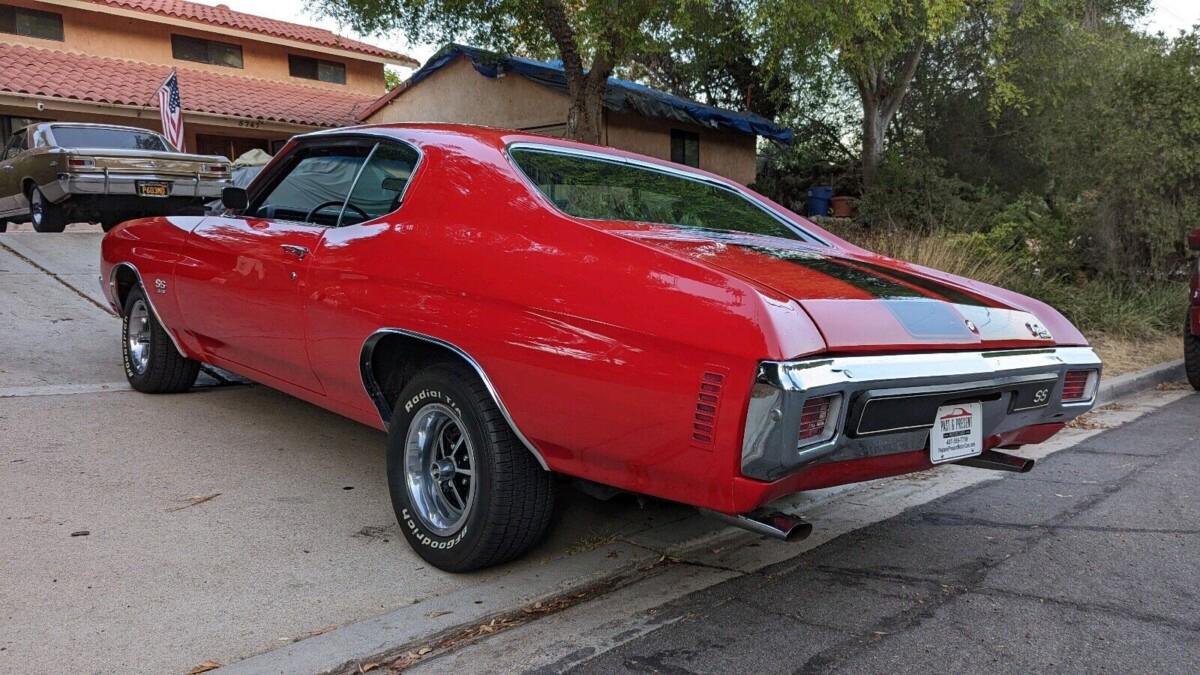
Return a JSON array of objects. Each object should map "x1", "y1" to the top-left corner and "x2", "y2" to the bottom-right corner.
[
  {"x1": 137, "y1": 181, "x2": 170, "y2": 197},
  {"x1": 930, "y1": 402, "x2": 983, "y2": 464}
]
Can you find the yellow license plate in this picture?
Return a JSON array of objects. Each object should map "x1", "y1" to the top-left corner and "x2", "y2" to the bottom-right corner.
[{"x1": 137, "y1": 182, "x2": 170, "y2": 197}]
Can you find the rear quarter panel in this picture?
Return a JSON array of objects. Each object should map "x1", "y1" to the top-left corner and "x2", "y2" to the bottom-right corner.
[{"x1": 305, "y1": 133, "x2": 826, "y2": 509}]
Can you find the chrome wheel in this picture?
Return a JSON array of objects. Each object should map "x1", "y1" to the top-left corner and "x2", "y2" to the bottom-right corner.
[
  {"x1": 404, "y1": 403, "x2": 477, "y2": 536},
  {"x1": 126, "y1": 299, "x2": 151, "y2": 375}
]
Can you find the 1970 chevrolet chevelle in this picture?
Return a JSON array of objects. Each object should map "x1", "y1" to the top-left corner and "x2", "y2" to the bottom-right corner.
[{"x1": 101, "y1": 124, "x2": 1103, "y2": 571}]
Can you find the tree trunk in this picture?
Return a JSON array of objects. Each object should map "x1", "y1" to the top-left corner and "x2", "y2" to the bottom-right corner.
[
  {"x1": 861, "y1": 98, "x2": 885, "y2": 190},
  {"x1": 565, "y1": 70, "x2": 607, "y2": 144},
  {"x1": 853, "y1": 42, "x2": 926, "y2": 192}
]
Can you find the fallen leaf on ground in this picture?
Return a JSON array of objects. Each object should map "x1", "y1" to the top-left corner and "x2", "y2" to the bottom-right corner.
[
  {"x1": 70, "y1": 530, "x2": 89, "y2": 537},
  {"x1": 188, "y1": 661, "x2": 221, "y2": 674},
  {"x1": 427, "y1": 610, "x2": 452, "y2": 619},
  {"x1": 358, "y1": 663, "x2": 379, "y2": 673},
  {"x1": 417, "y1": 646, "x2": 432, "y2": 655},
  {"x1": 167, "y1": 493, "x2": 221, "y2": 512},
  {"x1": 305, "y1": 624, "x2": 336, "y2": 638}
]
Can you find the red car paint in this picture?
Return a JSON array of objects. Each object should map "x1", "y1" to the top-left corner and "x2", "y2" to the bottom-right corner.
[
  {"x1": 101, "y1": 124, "x2": 1097, "y2": 515},
  {"x1": 1190, "y1": 229, "x2": 1200, "y2": 335}
]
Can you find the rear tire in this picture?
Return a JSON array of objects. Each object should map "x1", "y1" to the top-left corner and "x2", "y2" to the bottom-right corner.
[
  {"x1": 122, "y1": 286, "x2": 200, "y2": 393},
  {"x1": 386, "y1": 362, "x2": 554, "y2": 572},
  {"x1": 1186, "y1": 314, "x2": 1200, "y2": 391},
  {"x1": 29, "y1": 187, "x2": 67, "y2": 233}
]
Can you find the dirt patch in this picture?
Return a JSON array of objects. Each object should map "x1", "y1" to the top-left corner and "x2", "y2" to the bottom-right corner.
[{"x1": 1086, "y1": 332, "x2": 1181, "y2": 377}]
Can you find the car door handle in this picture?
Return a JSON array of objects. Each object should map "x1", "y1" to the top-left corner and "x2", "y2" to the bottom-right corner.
[{"x1": 281, "y1": 244, "x2": 309, "y2": 260}]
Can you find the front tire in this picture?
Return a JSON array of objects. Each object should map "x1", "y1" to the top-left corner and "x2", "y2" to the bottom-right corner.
[
  {"x1": 122, "y1": 286, "x2": 200, "y2": 393},
  {"x1": 386, "y1": 362, "x2": 554, "y2": 572},
  {"x1": 29, "y1": 187, "x2": 67, "y2": 233},
  {"x1": 1186, "y1": 314, "x2": 1200, "y2": 391}
]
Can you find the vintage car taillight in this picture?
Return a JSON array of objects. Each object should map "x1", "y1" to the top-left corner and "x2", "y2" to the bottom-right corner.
[
  {"x1": 204, "y1": 164, "x2": 230, "y2": 173},
  {"x1": 798, "y1": 394, "x2": 841, "y2": 445},
  {"x1": 1062, "y1": 369, "x2": 1099, "y2": 402},
  {"x1": 67, "y1": 157, "x2": 96, "y2": 168}
]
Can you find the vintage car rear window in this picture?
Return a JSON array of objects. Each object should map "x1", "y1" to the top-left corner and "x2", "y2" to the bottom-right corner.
[
  {"x1": 51, "y1": 127, "x2": 169, "y2": 151},
  {"x1": 510, "y1": 148, "x2": 805, "y2": 241}
]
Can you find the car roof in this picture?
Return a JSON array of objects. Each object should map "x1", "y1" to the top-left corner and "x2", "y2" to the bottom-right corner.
[
  {"x1": 296, "y1": 122, "x2": 740, "y2": 189},
  {"x1": 21, "y1": 122, "x2": 166, "y2": 136}
]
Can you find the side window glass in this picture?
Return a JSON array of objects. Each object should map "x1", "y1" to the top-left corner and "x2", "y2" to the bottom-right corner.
[
  {"x1": 339, "y1": 142, "x2": 420, "y2": 226},
  {"x1": 4, "y1": 132, "x2": 26, "y2": 160},
  {"x1": 251, "y1": 144, "x2": 371, "y2": 226}
]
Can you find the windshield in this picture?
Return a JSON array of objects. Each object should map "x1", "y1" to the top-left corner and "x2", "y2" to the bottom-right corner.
[
  {"x1": 510, "y1": 148, "x2": 806, "y2": 241},
  {"x1": 51, "y1": 127, "x2": 170, "y2": 151}
]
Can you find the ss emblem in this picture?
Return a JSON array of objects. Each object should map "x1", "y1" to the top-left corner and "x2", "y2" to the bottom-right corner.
[{"x1": 1033, "y1": 388, "x2": 1049, "y2": 404}]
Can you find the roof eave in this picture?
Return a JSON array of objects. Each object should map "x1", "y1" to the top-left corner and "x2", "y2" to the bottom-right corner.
[{"x1": 58, "y1": 0, "x2": 417, "y2": 66}]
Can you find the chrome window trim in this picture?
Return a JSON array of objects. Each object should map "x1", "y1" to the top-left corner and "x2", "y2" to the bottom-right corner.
[
  {"x1": 359, "y1": 328, "x2": 550, "y2": 471},
  {"x1": 504, "y1": 141, "x2": 832, "y2": 247},
  {"x1": 107, "y1": 262, "x2": 188, "y2": 358},
  {"x1": 244, "y1": 133, "x2": 424, "y2": 228}
]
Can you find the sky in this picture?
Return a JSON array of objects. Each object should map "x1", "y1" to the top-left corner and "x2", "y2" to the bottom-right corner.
[{"x1": 210, "y1": 0, "x2": 1200, "y2": 79}]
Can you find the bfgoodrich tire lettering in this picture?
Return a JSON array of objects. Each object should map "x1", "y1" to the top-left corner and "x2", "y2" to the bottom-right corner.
[
  {"x1": 122, "y1": 286, "x2": 200, "y2": 393},
  {"x1": 1186, "y1": 314, "x2": 1200, "y2": 391},
  {"x1": 386, "y1": 362, "x2": 554, "y2": 572}
]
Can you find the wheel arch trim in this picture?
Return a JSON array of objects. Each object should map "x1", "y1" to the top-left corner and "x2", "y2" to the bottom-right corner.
[
  {"x1": 360, "y1": 327, "x2": 550, "y2": 471},
  {"x1": 109, "y1": 261, "x2": 189, "y2": 358}
]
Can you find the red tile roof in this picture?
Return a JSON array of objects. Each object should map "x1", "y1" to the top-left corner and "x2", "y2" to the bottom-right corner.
[
  {"x1": 84, "y1": 0, "x2": 415, "y2": 64},
  {"x1": 0, "y1": 43, "x2": 374, "y2": 127}
]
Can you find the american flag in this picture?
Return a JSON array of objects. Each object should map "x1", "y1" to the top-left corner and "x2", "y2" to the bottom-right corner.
[{"x1": 156, "y1": 70, "x2": 186, "y2": 152}]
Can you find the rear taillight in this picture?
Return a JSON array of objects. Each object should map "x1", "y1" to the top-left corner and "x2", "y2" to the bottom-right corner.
[
  {"x1": 68, "y1": 157, "x2": 95, "y2": 168},
  {"x1": 1062, "y1": 370, "x2": 1099, "y2": 402},
  {"x1": 204, "y1": 164, "x2": 229, "y2": 173},
  {"x1": 798, "y1": 394, "x2": 841, "y2": 444}
]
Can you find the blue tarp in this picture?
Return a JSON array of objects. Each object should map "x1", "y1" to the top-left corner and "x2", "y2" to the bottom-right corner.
[{"x1": 408, "y1": 44, "x2": 793, "y2": 145}]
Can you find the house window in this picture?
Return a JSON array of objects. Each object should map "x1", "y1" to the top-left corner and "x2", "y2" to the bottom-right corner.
[
  {"x1": 289, "y1": 55, "x2": 346, "y2": 84},
  {"x1": 0, "y1": 4, "x2": 64, "y2": 40},
  {"x1": 172, "y1": 34, "x2": 243, "y2": 68},
  {"x1": 671, "y1": 129, "x2": 700, "y2": 168}
]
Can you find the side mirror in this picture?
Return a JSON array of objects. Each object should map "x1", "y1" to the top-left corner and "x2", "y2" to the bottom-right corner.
[
  {"x1": 1189, "y1": 229, "x2": 1200, "y2": 252},
  {"x1": 222, "y1": 186, "x2": 248, "y2": 212}
]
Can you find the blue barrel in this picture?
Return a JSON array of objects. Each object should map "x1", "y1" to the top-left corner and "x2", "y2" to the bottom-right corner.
[{"x1": 806, "y1": 186, "x2": 833, "y2": 217}]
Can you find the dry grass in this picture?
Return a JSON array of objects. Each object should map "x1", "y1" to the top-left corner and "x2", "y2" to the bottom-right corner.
[{"x1": 1085, "y1": 331, "x2": 1182, "y2": 377}]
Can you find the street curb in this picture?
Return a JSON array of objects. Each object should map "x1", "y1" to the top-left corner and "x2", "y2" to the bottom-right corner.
[
  {"x1": 221, "y1": 358, "x2": 1187, "y2": 675},
  {"x1": 1095, "y1": 359, "x2": 1185, "y2": 407}
]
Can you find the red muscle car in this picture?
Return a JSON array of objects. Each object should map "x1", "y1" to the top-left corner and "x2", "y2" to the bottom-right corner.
[{"x1": 101, "y1": 125, "x2": 1103, "y2": 571}]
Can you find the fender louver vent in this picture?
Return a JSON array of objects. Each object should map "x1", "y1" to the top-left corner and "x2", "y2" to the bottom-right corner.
[{"x1": 691, "y1": 371, "x2": 725, "y2": 448}]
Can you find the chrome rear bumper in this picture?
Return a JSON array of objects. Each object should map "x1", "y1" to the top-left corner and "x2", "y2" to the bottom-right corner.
[
  {"x1": 741, "y1": 347, "x2": 1103, "y2": 481},
  {"x1": 46, "y1": 171, "x2": 230, "y2": 201}
]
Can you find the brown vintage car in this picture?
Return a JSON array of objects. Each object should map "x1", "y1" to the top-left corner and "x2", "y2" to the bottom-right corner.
[{"x1": 0, "y1": 123, "x2": 231, "y2": 232}]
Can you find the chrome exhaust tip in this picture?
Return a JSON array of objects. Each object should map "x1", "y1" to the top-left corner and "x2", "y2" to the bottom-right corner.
[
  {"x1": 700, "y1": 508, "x2": 813, "y2": 542},
  {"x1": 957, "y1": 449, "x2": 1035, "y2": 473}
]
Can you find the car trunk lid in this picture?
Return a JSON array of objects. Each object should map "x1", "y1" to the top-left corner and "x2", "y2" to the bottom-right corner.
[{"x1": 619, "y1": 228, "x2": 1055, "y2": 353}]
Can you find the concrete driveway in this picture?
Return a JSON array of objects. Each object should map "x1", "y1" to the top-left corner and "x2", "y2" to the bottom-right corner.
[{"x1": 0, "y1": 232, "x2": 697, "y2": 673}]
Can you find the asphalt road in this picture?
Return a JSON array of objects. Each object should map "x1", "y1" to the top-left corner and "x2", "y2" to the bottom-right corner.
[{"x1": 518, "y1": 393, "x2": 1200, "y2": 674}]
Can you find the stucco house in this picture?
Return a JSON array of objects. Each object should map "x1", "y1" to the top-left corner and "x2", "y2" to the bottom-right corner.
[
  {"x1": 359, "y1": 45, "x2": 792, "y2": 185},
  {"x1": 0, "y1": 0, "x2": 414, "y2": 157}
]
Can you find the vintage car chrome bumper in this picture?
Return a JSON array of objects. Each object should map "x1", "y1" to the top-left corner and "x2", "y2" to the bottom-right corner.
[
  {"x1": 45, "y1": 171, "x2": 230, "y2": 201},
  {"x1": 741, "y1": 346, "x2": 1103, "y2": 481}
]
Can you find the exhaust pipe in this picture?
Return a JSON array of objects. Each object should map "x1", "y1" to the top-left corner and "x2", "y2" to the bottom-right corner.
[
  {"x1": 957, "y1": 449, "x2": 1035, "y2": 473},
  {"x1": 700, "y1": 508, "x2": 813, "y2": 541}
]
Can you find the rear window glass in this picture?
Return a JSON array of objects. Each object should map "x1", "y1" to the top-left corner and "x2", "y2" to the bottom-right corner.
[
  {"x1": 51, "y1": 127, "x2": 169, "y2": 151},
  {"x1": 510, "y1": 148, "x2": 803, "y2": 241}
]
